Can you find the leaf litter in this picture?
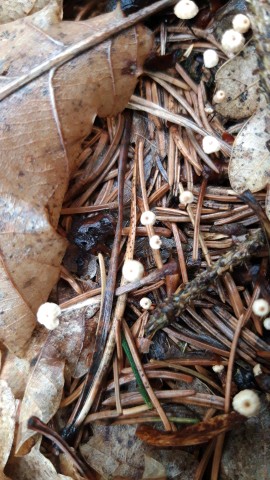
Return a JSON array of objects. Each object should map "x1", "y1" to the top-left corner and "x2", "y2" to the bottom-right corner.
[{"x1": 0, "y1": 0, "x2": 270, "y2": 479}]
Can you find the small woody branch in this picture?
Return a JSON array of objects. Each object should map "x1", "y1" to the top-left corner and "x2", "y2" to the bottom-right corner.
[{"x1": 146, "y1": 229, "x2": 265, "y2": 335}]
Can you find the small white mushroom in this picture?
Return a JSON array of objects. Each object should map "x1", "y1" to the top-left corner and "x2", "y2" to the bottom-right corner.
[
  {"x1": 174, "y1": 0, "x2": 199, "y2": 20},
  {"x1": 149, "y1": 235, "x2": 162, "y2": 250},
  {"x1": 213, "y1": 90, "x2": 226, "y2": 104},
  {"x1": 212, "y1": 365, "x2": 225, "y2": 373},
  {"x1": 253, "y1": 364, "x2": 262, "y2": 377},
  {"x1": 252, "y1": 298, "x2": 270, "y2": 317},
  {"x1": 202, "y1": 135, "x2": 221, "y2": 154},
  {"x1": 232, "y1": 389, "x2": 260, "y2": 417},
  {"x1": 140, "y1": 210, "x2": 156, "y2": 226},
  {"x1": 37, "y1": 302, "x2": 61, "y2": 330},
  {"x1": 263, "y1": 317, "x2": 270, "y2": 330},
  {"x1": 140, "y1": 297, "x2": 152, "y2": 310},
  {"x1": 204, "y1": 105, "x2": 214, "y2": 114},
  {"x1": 221, "y1": 29, "x2": 245, "y2": 54},
  {"x1": 203, "y1": 49, "x2": 219, "y2": 68},
  {"x1": 232, "y1": 13, "x2": 251, "y2": 34},
  {"x1": 179, "y1": 190, "x2": 194, "y2": 205},
  {"x1": 122, "y1": 259, "x2": 144, "y2": 282}
]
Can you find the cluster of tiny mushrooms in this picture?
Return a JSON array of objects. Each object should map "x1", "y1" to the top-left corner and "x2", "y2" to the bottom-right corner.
[{"x1": 36, "y1": 1, "x2": 262, "y2": 420}]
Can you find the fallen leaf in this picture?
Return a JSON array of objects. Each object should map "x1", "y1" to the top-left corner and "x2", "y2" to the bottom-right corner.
[
  {"x1": 266, "y1": 186, "x2": 270, "y2": 221},
  {"x1": 0, "y1": 380, "x2": 16, "y2": 480},
  {"x1": 16, "y1": 309, "x2": 87, "y2": 453},
  {"x1": 229, "y1": 106, "x2": 270, "y2": 194},
  {"x1": 80, "y1": 423, "x2": 197, "y2": 479},
  {"x1": 239, "y1": 190, "x2": 270, "y2": 240},
  {"x1": 136, "y1": 413, "x2": 246, "y2": 447},
  {"x1": 0, "y1": 7, "x2": 153, "y2": 355},
  {"x1": 72, "y1": 311, "x2": 99, "y2": 379},
  {"x1": 6, "y1": 443, "x2": 73, "y2": 480},
  {"x1": 0, "y1": 351, "x2": 30, "y2": 399},
  {"x1": 142, "y1": 455, "x2": 166, "y2": 479},
  {"x1": 0, "y1": 0, "x2": 62, "y2": 23},
  {"x1": 59, "y1": 454, "x2": 86, "y2": 480},
  {"x1": 214, "y1": 46, "x2": 262, "y2": 120}
]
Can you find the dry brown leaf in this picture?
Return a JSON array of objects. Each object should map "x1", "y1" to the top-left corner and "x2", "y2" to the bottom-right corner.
[
  {"x1": 142, "y1": 455, "x2": 166, "y2": 479},
  {"x1": 6, "y1": 444, "x2": 73, "y2": 480},
  {"x1": 0, "y1": 0, "x2": 62, "y2": 23},
  {"x1": 214, "y1": 46, "x2": 262, "y2": 120},
  {"x1": 59, "y1": 454, "x2": 86, "y2": 480},
  {"x1": 30, "y1": 0, "x2": 63, "y2": 28},
  {"x1": 0, "y1": 351, "x2": 30, "y2": 399},
  {"x1": 0, "y1": 8, "x2": 153, "y2": 355},
  {"x1": 0, "y1": 380, "x2": 16, "y2": 479},
  {"x1": 266, "y1": 185, "x2": 270, "y2": 220},
  {"x1": 16, "y1": 309, "x2": 87, "y2": 453},
  {"x1": 229, "y1": 106, "x2": 270, "y2": 194},
  {"x1": 80, "y1": 423, "x2": 197, "y2": 479}
]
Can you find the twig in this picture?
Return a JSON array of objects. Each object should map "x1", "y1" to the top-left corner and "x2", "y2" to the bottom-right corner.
[
  {"x1": 121, "y1": 331, "x2": 153, "y2": 409},
  {"x1": 171, "y1": 223, "x2": 188, "y2": 283},
  {"x1": 28, "y1": 417, "x2": 96, "y2": 480},
  {"x1": 122, "y1": 320, "x2": 173, "y2": 431},
  {"x1": 129, "y1": 96, "x2": 231, "y2": 156},
  {"x1": 211, "y1": 314, "x2": 245, "y2": 480},
  {"x1": 193, "y1": 177, "x2": 208, "y2": 261},
  {"x1": 65, "y1": 112, "x2": 132, "y2": 432},
  {"x1": 146, "y1": 230, "x2": 265, "y2": 335}
]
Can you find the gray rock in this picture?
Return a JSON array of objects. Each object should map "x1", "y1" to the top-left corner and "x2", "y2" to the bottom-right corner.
[{"x1": 221, "y1": 395, "x2": 270, "y2": 480}]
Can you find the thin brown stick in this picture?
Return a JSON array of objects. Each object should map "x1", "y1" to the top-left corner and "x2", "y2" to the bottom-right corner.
[
  {"x1": 193, "y1": 177, "x2": 208, "y2": 261},
  {"x1": 66, "y1": 113, "x2": 132, "y2": 430},
  {"x1": 28, "y1": 417, "x2": 96, "y2": 479},
  {"x1": 172, "y1": 223, "x2": 188, "y2": 283},
  {"x1": 194, "y1": 439, "x2": 216, "y2": 480},
  {"x1": 122, "y1": 320, "x2": 173, "y2": 431},
  {"x1": 138, "y1": 139, "x2": 163, "y2": 269},
  {"x1": 113, "y1": 355, "x2": 122, "y2": 414},
  {"x1": 211, "y1": 314, "x2": 244, "y2": 480}
]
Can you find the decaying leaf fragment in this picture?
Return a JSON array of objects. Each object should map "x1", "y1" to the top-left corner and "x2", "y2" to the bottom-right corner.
[
  {"x1": 229, "y1": 106, "x2": 270, "y2": 194},
  {"x1": 0, "y1": 0, "x2": 62, "y2": 24},
  {"x1": 16, "y1": 307, "x2": 98, "y2": 453},
  {"x1": 0, "y1": 380, "x2": 16, "y2": 480},
  {"x1": 136, "y1": 412, "x2": 246, "y2": 447},
  {"x1": 80, "y1": 423, "x2": 197, "y2": 479},
  {"x1": 0, "y1": 350, "x2": 30, "y2": 399},
  {"x1": 142, "y1": 455, "x2": 166, "y2": 480},
  {"x1": 5, "y1": 443, "x2": 73, "y2": 480},
  {"x1": 0, "y1": 7, "x2": 153, "y2": 355},
  {"x1": 214, "y1": 46, "x2": 262, "y2": 120}
]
